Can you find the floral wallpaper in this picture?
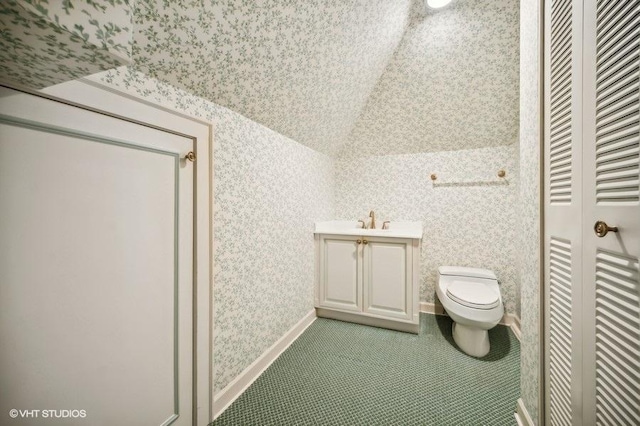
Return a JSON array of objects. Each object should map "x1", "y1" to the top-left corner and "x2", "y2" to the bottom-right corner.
[
  {"x1": 518, "y1": 0, "x2": 542, "y2": 422},
  {"x1": 20, "y1": 0, "x2": 132, "y2": 58},
  {"x1": 1, "y1": 0, "x2": 519, "y2": 157},
  {"x1": 90, "y1": 67, "x2": 335, "y2": 393},
  {"x1": 0, "y1": 0, "x2": 132, "y2": 89},
  {"x1": 341, "y1": 0, "x2": 520, "y2": 156},
  {"x1": 335, "y1": 145, "x2": 520, "y2": 316},
  {"x1": 130, "y1": 0, "x2": 412, "y2": 156}
]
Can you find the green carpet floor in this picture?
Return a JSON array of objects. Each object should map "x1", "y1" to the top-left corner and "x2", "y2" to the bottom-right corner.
[{"x1": 212, "y1": 313, "x2": 520, "y2": 426}]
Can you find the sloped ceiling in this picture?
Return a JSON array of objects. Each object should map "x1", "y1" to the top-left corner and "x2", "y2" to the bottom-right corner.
[
  {"x1": 130, "y1": 0, "x2": 519, "y2": 157},
  {"x1": 341, "y1": 0, "x2": 520, "y2": 157},
  {"x1": 132, "y1": 0, "x2": 412, "y2": 156},
  {"x1": 0, "y1": 0, "x2": 132, "y2": 90}
]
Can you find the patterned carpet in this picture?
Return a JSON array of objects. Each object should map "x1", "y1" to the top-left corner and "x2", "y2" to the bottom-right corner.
[{"x1": 211, "y1": 313, "x2": 520, "y2": 425}]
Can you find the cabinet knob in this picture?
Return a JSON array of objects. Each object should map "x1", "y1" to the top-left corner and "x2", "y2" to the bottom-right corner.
[
  {"x1": 363, "y1": 240, "x2": 368, "y2": 245},
  {"x1": 356, "y1": 239, "x2": 362, "y2": 244}
]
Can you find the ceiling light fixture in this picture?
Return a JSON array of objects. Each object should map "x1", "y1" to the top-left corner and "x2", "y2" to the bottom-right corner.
[{"x1": 426, "y1": 0, "x2": 453, "y2": 9}]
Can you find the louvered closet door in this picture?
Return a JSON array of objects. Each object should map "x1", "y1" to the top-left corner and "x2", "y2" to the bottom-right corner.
[
  {"x1": 544, "y1": 0, "x2": 584, "y2": 424},
  {"x1": 582, "y1": 0, "x2": 640, "y2": 424},
  {"x1": 546, "y1": 0, "x2": 640, "y2": 425}
]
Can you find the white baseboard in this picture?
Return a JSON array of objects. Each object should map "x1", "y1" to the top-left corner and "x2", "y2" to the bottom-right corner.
[
  {"x1": 514, "y1": 398, "x2": 535, "y2": 426},
  {"x1": 419, "y1": 302, "x2": 521, "y2": 341},
  {"x1": 419, "y1": 301, "x2": 446, "y2": 315},
  {"x1": 212, "y1": 309, "x2": 316, "y2": 419},
  {"x1": 509, "y1": 314, "x2": 522, "y2": 341}
]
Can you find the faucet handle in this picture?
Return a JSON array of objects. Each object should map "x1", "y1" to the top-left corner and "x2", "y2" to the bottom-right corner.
[
  {"x1": 382, "y1": 221, "x2": 390, "y2": 230},
  {"x1": 357, "y1": 220, "x2": 366, "y2": 229}
]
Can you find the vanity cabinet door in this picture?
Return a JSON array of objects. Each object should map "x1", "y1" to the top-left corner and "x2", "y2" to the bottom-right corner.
[
  {"x1": 318, "y1": 235, "x2": 362, "y2": 312},
  {"x1": 363, "y1": 237, "x2": 413, "y2": 321}
]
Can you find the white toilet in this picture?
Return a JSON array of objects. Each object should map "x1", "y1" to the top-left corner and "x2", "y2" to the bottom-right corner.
[{"x1": 436, "y1": 266, "x2": 504, "y2": 357}]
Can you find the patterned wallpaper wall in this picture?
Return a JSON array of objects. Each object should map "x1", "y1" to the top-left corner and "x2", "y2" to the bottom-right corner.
[
  {"x1": 518, "y1": 0, "x2": 542, "y2": 422},
  {"x1": 90, "y1": 67, "x2": 335, "y2": 393},
  {"x1": 335, "y1": 145, "x2": 520, "y2": 315},
  {"x1": 0, "y1": 0, "x2": 132, "y2": 89},
  {"x1": 341, "y1": 0, "x2": 520, "y2": 156},
  {"x1": 131, "y1": 0, "x2": 412, "y2": 156}
]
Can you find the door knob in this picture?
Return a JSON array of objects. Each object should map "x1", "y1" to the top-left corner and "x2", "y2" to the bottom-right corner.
[
  {"x1": 363, "y1": 240, "x2": 369, "y2": 245},
  {"x1": 594, "y1": 220, "x2": 618, "y2": 238},
  {"x1": 356, "y1": 239, "x2": 362, "y2": 244}
]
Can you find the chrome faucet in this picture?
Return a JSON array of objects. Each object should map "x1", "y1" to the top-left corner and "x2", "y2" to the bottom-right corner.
[{"x1": 369, "y1": 210, "x2": 376, "y2": 229}]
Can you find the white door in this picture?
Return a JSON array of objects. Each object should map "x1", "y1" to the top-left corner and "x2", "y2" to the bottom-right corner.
[
  {"x1": 0, "y1": 87, "x2": 194, "y2": 425},
  {"x1": 545, "y1": 0, "x2": 640, "y2": 424},
  {"x1": 544, "y1": 0, "x2": 584, "y2": 423},
  {"x1": 582, "y1": 0, "x2": 640, "y2": 424},
  {"x1": 318, "y1": 235, "x2": 362, "y2": 312},
  {"x1": 363, "y1": 237, "x2": 412, "y2": 321}
]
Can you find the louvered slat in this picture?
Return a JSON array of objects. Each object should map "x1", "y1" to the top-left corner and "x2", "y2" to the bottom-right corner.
[
  {"x1": 550, "y1": 0, "x2": 574, "y2": 205},
  {"x1": 549, "y1": 237, "x2": 573, "y2": 425},
  {"x1": 595, "y1": 249, "x2": 640, "y2": 424},
  {"x1": 595, "y1": 0, "x2": 640, "y2": 204}
]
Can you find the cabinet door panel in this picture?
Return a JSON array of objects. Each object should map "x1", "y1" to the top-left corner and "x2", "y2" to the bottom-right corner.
[
  {"x1": 0, "y1": 88, "x2": 194, "y2": 426},
  {"x1": 364, "y1": 238, "x2": 412, "y2": 320},
  {"x1": 319, "y1": 236, "x2": 361, "y2": 312}
]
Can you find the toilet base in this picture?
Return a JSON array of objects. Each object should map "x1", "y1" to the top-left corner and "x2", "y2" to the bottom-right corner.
[{"x1": 452, "y1": 322, "x2": 490, "y2": 357}]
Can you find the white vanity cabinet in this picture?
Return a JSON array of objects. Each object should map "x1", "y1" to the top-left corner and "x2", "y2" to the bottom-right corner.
[{"x1": 314, "y1": 224, "x2": 421, "y2": 334}]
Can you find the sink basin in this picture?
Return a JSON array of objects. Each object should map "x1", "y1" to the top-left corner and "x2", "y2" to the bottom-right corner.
[{"x1": 314, "y1": 220, "x2": 423, "y2": 239}]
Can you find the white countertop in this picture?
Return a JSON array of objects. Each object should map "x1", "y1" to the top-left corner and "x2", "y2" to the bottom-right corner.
[{"x1": 314, "y1": 220, "x2": 423, "y2": 239}]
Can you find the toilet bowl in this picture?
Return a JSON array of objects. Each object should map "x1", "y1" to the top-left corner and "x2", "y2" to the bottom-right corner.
[{"x1": 436, "y1": 266, "x2": 504, "y2": 357}]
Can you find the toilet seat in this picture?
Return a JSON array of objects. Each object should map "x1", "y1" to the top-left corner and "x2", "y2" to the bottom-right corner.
[{"x1": 446, "y1": 281, "x2": 500, "y2": 310}]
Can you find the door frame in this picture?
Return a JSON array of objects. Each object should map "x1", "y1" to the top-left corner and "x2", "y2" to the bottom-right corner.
[
  {"x1": 1, "y1": 79, "x2": 214, "y2": 426},
  {"x1": 515, "y1": 0, "x2": 547, "y2": 424}
]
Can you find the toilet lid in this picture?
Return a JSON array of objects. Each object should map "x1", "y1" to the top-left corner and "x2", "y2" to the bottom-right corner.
[{"x1": 446, "y1": 281, "x2": 500, "y2": 310}]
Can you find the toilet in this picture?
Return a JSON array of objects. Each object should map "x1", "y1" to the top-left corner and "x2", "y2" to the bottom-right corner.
[{"x1": 436, "y1": 266, "x2": 504, "y2": 357}]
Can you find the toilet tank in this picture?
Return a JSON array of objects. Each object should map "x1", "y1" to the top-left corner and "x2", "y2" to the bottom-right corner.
[{"x1": 437, "y1": 266, "x2": 496, "y2": 280}]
